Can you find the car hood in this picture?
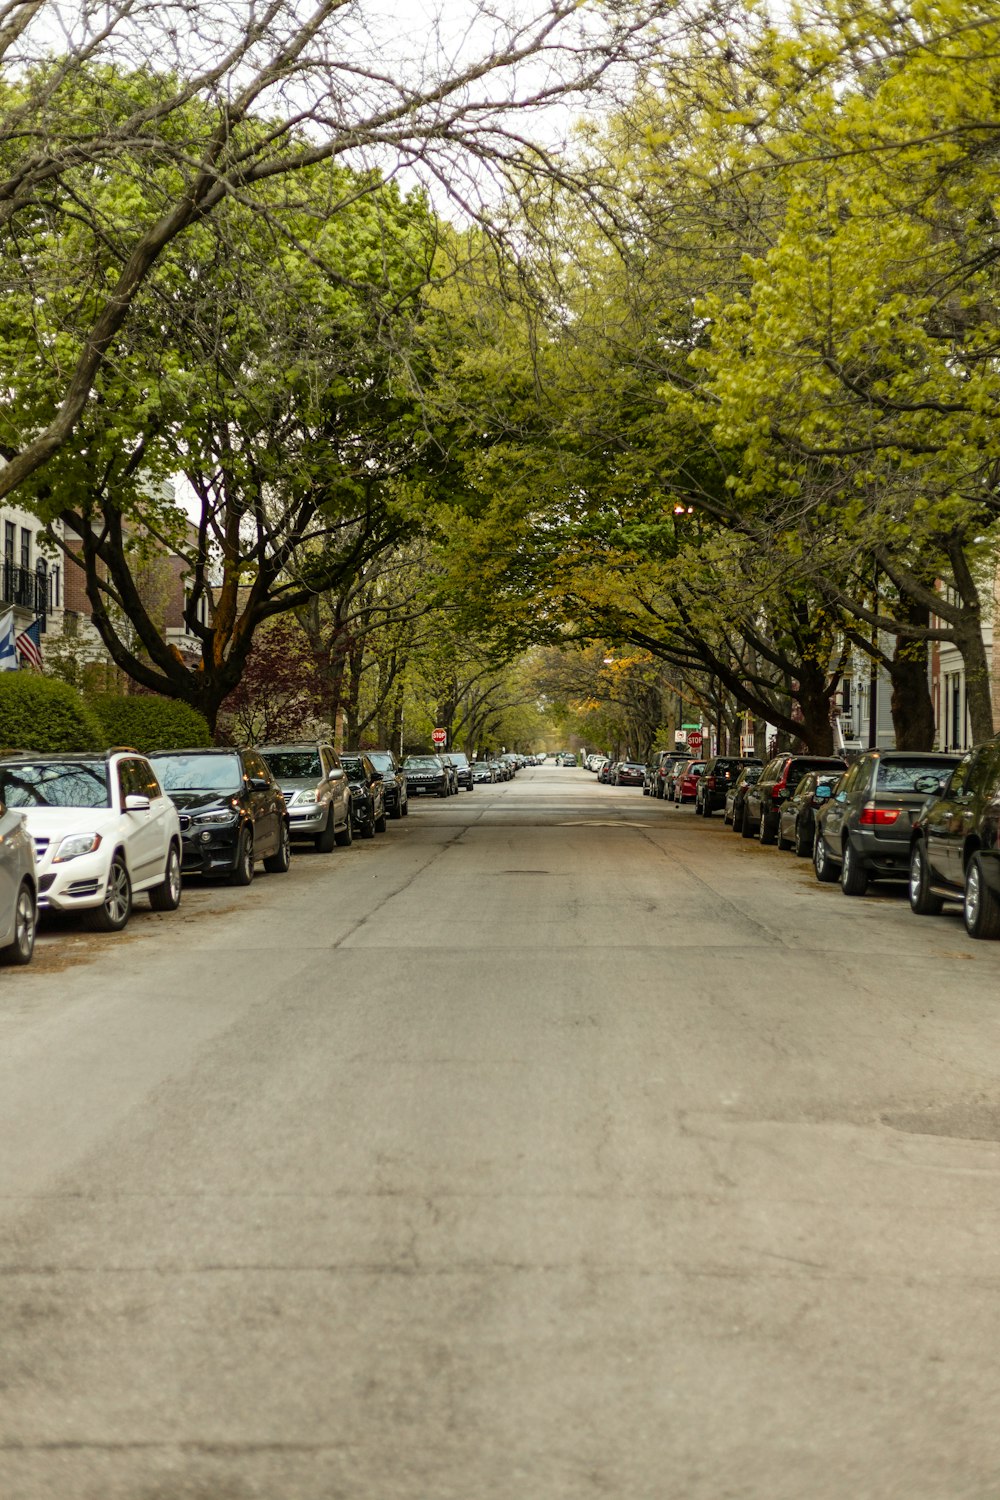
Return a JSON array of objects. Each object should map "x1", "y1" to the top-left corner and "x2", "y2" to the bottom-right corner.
[
  {"x1": 274, "y1": 777, "x2": 321, "y2": 794},
  {"x1": 18, "y1": 806, "x2": 118, "y2": 836},
  {"x1": 165, "y1": 790, "x2": 238, "y2": 814}
]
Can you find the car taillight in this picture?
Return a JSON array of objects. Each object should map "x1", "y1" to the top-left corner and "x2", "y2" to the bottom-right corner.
[
  {"x1": 707, "y1": 776, "x2": 716, "y2": 789},
  {"x1": 860, "y1": 804, "x2": 900, "y2": 826}
]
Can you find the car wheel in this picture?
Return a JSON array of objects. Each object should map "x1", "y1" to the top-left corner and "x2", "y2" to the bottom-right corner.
[
  {"x1": 374, "y1": 807, "x2": 387, "y2": 833},
  {"x1": 229, "y1": 827, "x2": 255, "y2": 886},
  {"x1": 793, "y1": 819, "x2": 810, "y2": 858},
  {"x1": 776, "y1": 818, "x2": 790, "y2": 850},
  {"x1": 758, "y1": 808, "x2": 776, "y2": 845},
  {"x1": 703, "y1": 801, "x2": 713, "y2": 819},
  {"x1": 2, "y1": 880, "x2": 36, "y2": 965},
  {"x1": 334, "y1": 812, "x2": 353, "y2": 847},
  {"x1": 315, "y1": 808, "x2": 337, "y2": 851},
  {"x1": 963, "y1": 853, "x2": 1000, "y2": 939},
  {"x1": 840, "y1": 839, "x2": 868, "y2": 896},
  {"x1": 89, "y1": 855, "x2": 132, "y2": 931},
  {"x1": 813, "y1": 833, "x2": 837, "y2": 883},
  {"x1": 389, "y1": 794, "x2": 403, "y2": 820},
  {"x1": 908, "y1": 841, "x2": 943, "y2": 915},
  {"x1": 740, "y1": 804, "x2": 756, "y2": 839},
  {"x1": 438, "y1": 785, "x2": 448, "y2": 798},
  {"x1": 264, "y1": 820, "x2": 291, "y2": 873},
  {"x1": 401, "y1": 796, "x2": 409, "y2": 817},
  {"x1": 360, "y1": 819, "x2": 375, "y2": 839},
  {"x1": 149, "y1": 843, "x2": 182, "y2": 911}
]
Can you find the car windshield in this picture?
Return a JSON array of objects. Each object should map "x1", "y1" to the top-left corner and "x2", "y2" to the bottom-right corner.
[
  {"x1": 877, "y1": 760, "x2": 954, "y2": 792},
  {"x1": 368, "y1": 753, "x2": 394, "y2": 772},
  {"x1": 263, "y1": 751, "x2": 322, "y2": 780},
  {"x1": 449, "y1": 753, "x2": 469, "y2": 767},
  {"x1": 340, "y1": 756, "x2": 366, "y2": 778},
  {"x1": 0, "y1": 760, "x2": 110, "y2": 808},
  {"x1": 152, "y1": 753, "x2": 241, "y2": 792},
  {"x1": 405, "y1": 757, "x2": 440, "y2": 769}
]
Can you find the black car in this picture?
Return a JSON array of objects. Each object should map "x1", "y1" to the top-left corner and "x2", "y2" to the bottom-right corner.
[
  {"x1": 695, "y1": 756, "x2": 761, "y2": 816},
  {"x1": 403, "y1": 754, "x2": 451, "y2": 797},
  {"x1": 445, "y1": 751, "x2": 475, "y2": 792},
  {"x1": 743, "y1": 753, "x2": 848, "y2": 843},
  {"x1": 340, "y1": 753, "x2": 388, "y2": 837},
  {"x1": 613, "y1": 761, "x2": 646, "y2": 787},
  {"x1": 908, "y1": 741, "x2": 1000, "y2": 938},
  {"x1": 367, "y1": 751, "x2": 409, "y2": 819},
  {"x1": 775, "y1": 771, "x2": 842, "y2": 856},
  {"x1": 813, "y1": 750, "x2": 962, "y2": 894},
  {"x1": 149, "y1": 747, "x2": 290, "y2": 885},
  {"x1": 726, "y1": 765, "x2": 762, "y2": 830}
]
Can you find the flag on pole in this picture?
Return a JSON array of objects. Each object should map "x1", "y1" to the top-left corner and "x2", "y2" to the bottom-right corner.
[
  {"x1": 15, "y1": 617, "x2": 43, "y2": 671},
  {"x1": 0, "y1": 611, "x2": 16, "y2": 671}
]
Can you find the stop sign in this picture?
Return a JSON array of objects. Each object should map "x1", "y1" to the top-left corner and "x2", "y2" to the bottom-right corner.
[
  {"x1": 432, "y1": 727, "x2": 447, "y2": 745},
  {"x1": 687, "y1": 730, "x2": 703, "y2": 753}
]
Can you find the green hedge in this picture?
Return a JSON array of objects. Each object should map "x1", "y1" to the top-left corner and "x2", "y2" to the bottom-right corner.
[
  {"x1": 0, "y1": 673, "x2": 104, "y2": 753},
  {"x1": 89, "y1": 693, "x2": 212, "y2": 752}
]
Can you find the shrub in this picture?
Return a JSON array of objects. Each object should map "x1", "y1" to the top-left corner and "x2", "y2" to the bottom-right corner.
[
  {"x1": 89, "y1": 693, "x2": 212, "y2": 752},
  {"x1": 0, "y1": 673, "x2": 104, "y2": 753}
]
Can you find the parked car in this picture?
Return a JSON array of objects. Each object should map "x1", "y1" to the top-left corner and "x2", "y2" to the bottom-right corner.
[
  {"x1": 813, "y1": 750, "x2": 962, "y2": 893},
  {"x1": 642, "y1": 763, "x2": 657, "y2": 795},
  {"x1": 663, "y1": 758, "x2": 693, "y2": 800},
  {"x1": 472, "y1": 761, "x2": 497, "y2": 783},
  {"x1": 598, "y1": 760, "x2": 616, "y2": 784},
  {"x1": 0, "y1": 785, "x2": 37, "y2": 964},
  {"x1": 726, "y1": 765, "x2": 762, "y2": 830},
  {"x1": 695, "y1": 756, "x2": 762, "y2": 817},
  {"x1": 907, "y1": 742, "x2": 1000, "y2": 938},
  {"x1": 777, "y1": 771, "x2": 843, "y2": 856},
  {"x1": 150, "y1": 747, "x2": 289, "y2": 885},
  {"x1": 258, "y1": 742, "x2": 352, "y2": 850},
  {"x1": 491, "y1": 758, "x2": 512, "y2": 782},
  {"x1": 0, "y1": 750, "x2": 183, "y2": 929},
  {"x1": 339, "y1": 753, "x2": 387, "y2": 837},
  {"x1": 440, "y1": 755, "x2": 460, "y2": 794},
  {"x1": 673, "y1": 759, "x2": 706, "y2": 806},
  {"x1": 445, "y1": 751, "x2": 474, "y2": 792},
  {"x1": 654, "y1": 749, "x2": 691, "y2": 799},
  {"x1": 367, "y1": 751, "x2": 409, "y2": 818},
  {"x1": 403, "y1": 754, "x2": 451, "y2": 798},
  {"x1": 613, "y1": 760, "x2": 646, "y2": 787},
  {"x1": 743, "y1": 753, "x2": 848, "y2": 843}
]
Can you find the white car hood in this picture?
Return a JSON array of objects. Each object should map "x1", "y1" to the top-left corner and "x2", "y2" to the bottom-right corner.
[{"x1": 18, "y1": 806, "x2": 118, "y2": 838}]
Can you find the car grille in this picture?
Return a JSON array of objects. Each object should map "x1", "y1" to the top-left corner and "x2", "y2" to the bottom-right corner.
[
  {"x1": 33, "y1": 836, "x2": 50, "y2": 860},
  {"x1": 178, "y1": 815, "x2": 191, "y2": 832}
]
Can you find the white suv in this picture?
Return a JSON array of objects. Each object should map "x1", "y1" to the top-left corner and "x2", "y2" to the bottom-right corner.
[{"x1": 0, "y1": 750, "x2": 182, "y2": 932}]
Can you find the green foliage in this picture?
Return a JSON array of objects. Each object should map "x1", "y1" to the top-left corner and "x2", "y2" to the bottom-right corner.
[
  {"x1": 0, "y1": 674, "x2": 103, "y2": 754},
  {"x1": 88, "y1": 694, "x2": 212, "y2": 752}
]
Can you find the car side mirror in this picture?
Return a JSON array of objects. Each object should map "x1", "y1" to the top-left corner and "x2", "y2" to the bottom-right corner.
[
  {"x1": 370, "y1": 770, "x2": 383, "y2": 782},
  {"x1": 328, "y1": 768, "x2": 345, "y2": 781},
  {"x1": 248, "y1": 776, "x2": 270, "y2": 791},
  {"x1": 815, "y1": 786, "x2": 832, "y2": 801},
  {"x1": 124, "y1": 794, "x2": 150, "y2": 812}
]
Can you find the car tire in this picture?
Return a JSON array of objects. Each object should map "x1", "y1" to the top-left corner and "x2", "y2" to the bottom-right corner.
[
  {"x1": 264, "y1": 821, "x2": 291, "y2": 873},
  {"x1": 315, "y1": 809, "x2": 337, "y2": 851},
  {"x1": 229, "y1": 827, "x2": 255, "y2": 886},
  {"x1": 793, "y1": 819, "x2": 810, "y2": 858},
  {"x1": 401, "y1": 797, "x2": 409, "y2": 817},
  {"x1": 908, "y1": 841, "x2": 943, "y2": 916},
  {"x1": 813, "y1": 833, "x2": 837, "y2": 883},
  {"x1": 840, "y1": 839, "x2": 868, "y2": 896},
  {"x1": 703, "y1": 802, "x2": 713, "y2": 819},
  {"x1": 776, "y1": 818, "x2": 791, "y2": 850},
  {"x1": 2, "y1": 880, "x2": 35, "y2": 965},
  {"x1": 963, "y1": 854, "x2": 1000, "y2": 939},
  {"x1": 438, "y1": 785, "x2": 448, "y2": 799},
  {"x1": 149, "y1": 844, "x2": 182, "y2": 911},
  {"x1": 89, "y1": 855, "x2": 132, "y2": 931},
  {"x1": 389, "y1": 795, "x2": 403, "y2": 820},
  {"x1": 374, "y1": 807, "x2": 387, "y2": 833},
  {"x1": 740, "y1": 804, "x2": 756, "y2": 838},
  {"x1": 334, "y1": 813, "x2": 353, "y2": 847},
  {"x1": 360, "y1": 819, "x2": 375, "y2": 839},
  {"x1": 758, "y1": 808, "x2": 776, "y2": 845}
]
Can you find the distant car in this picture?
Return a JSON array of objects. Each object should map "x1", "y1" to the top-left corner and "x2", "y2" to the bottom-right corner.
[
  {"x1": 777, "y1": 771, "x2": 843, "y2": 856},
  {"x1": 404, "y1": 754, "x2": 450, "y2": 798},
  {"x1": 258, "y1": 741, "x2": 352, "y2": 850},
  {"x1": 1, "y1": 750, "x2": 183, "y2": 929},
  {"x1": 613, "y1": 761, "x2": 646, "y2": 787},
  {"x1": 472, "y1": 761, "x2": 495, "y2": 784},
  {"x1": 743, "y1": 753, "x2": 848, "y2": 843},
  {"x1": 598, "y1": 760, "x2": 616, "y2": 784},
  {"x1": 695, "y1": 756, "x2": 762, "y2": 817},
  {"x1": 726, "y1": 765, "x2": 762, "y2": 830},
  {"x1": 654, "y1": 749, "x2": 691, "y2": 799},
  {"x1": 445, "y1": 751, "x2": 474, "y2": 792},
  {"x1": 908, "y1": 742, "x2": 1000, "y2": 937},
  {"x1": 440, "y1": 755, "x2": 460, "y2": 794},
  {"x1": 150, "y1": 747, "x2": 289, "y2": 885},
  {"x1": 673, "y1": 759, "x2": 706, "y2": 806},
  {"x1": 813, "y1": 750, "x2": 962, "y2": 893},
  {"x1": 642, "y1": 763, "x2": 657, "y2": 795},
  {"x1": 339, "y1": 753, "x2": 387, "y2": 837},
  {"x1": 367, "y1": 751, "x2": 409, "y2": 818},
  {"x1": 0, "y1": 785, "x2": 37, "y2": 964}
]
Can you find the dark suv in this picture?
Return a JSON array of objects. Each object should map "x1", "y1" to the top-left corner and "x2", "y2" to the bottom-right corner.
[
  {"x1": 149, "y1": 747, "x2": 290, "y2": 884},
  {"x1": 743, "y1": 753, "x2": 847, "y2": 843},
  {"x1": 908, "y1": 740, "x2": 1000, "y2": 939},
  {"x1": 367, "y1": 751, "x2": 409, "y2": 818},
  {"x1": 812, "y1": 750, "x2": 961, "y2": 895},
  {"x1": 339, "y1": 753, "x2": 387, "y2": 838},
  {"x1": 695, "y1": 756, "x2": 761, "y2": 816}
]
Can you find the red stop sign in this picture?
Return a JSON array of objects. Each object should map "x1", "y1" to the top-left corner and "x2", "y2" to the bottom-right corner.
[
  {"x1": 432, "y1": 728, "x2": 447, "y2": 744},
  {"x1": 687, "y1": 730, "x2": 703, "y2": 753}
]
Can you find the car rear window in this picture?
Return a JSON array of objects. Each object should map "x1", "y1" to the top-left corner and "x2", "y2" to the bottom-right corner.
[{"x1": 876, "y1": 761, "x2": 955, "y2": 792}]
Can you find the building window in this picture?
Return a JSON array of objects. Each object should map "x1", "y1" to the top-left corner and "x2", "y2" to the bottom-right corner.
[
  {"x1": 20, "y1": 528, "x2": 30, "y2": 573},
  {"x1": 3, "y1": 522, "x2": 13, "y2": 566}
]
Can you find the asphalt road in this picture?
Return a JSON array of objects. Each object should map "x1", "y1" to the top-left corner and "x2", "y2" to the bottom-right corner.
[{"x1": 2, "y1": 765, "x2": 1000, "y2": 1500}]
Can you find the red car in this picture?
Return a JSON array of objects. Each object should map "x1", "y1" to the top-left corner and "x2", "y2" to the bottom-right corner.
[{"x1": 673, "y1": 759, "x2": 706, "y2": 805}]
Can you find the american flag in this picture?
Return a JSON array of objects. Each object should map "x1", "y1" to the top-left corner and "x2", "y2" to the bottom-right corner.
[{"x1": 15, "y1": 617, "x2": 43, "y2": 670}]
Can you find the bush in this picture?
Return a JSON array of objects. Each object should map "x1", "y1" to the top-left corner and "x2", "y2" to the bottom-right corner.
[
  {"x1": 89, "y1": 693, "x2": 212, "y2": 752},
  {"x1": 0, "y1": 673, "x2": 104, "y2": 753}
]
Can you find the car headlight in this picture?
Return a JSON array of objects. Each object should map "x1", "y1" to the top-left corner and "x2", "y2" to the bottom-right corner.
[
  {"x1": 53, "y1": 832, "x2": 103, "y2": 862},
  {"x1": 292, "y1": 789, "x2": 318, "y2": 805},
  {"x1": 194, "y1": 810, "x2": 239, "y2": 826}
]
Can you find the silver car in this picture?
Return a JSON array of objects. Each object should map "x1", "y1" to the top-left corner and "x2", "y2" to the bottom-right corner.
[
  {"x1": 0, "y1": 791, "x2": 38, "y2": 965},
  {"x1": 258, "y1": 743, "x2": 352, "y2": 851}
]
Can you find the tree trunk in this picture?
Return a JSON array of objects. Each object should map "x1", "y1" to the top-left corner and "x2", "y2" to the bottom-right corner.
[
  {"x1": 795, "y1": 667, "x2": 835, "y2": 755},
  {"x1": 888, "y1": 600, "x2": 935, "y2": 750}
]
